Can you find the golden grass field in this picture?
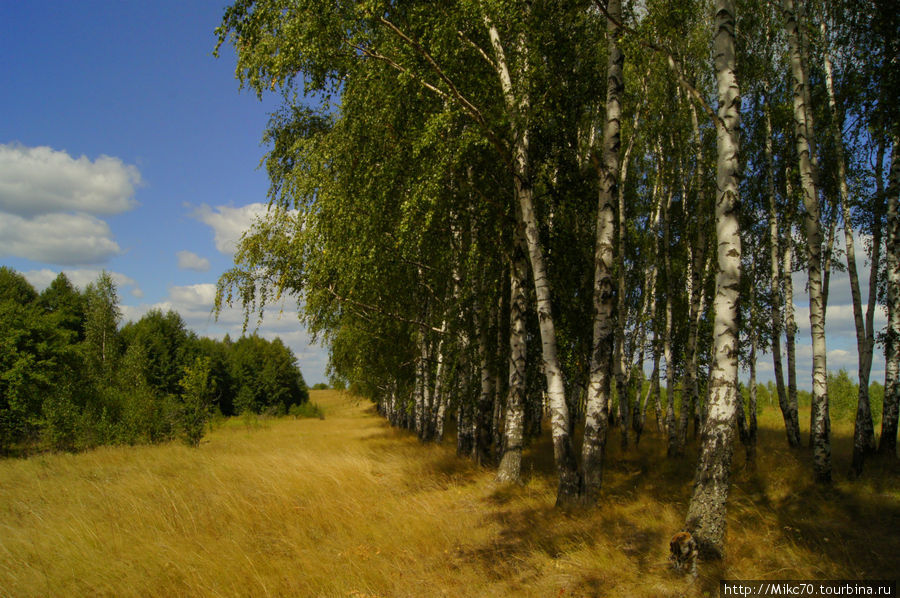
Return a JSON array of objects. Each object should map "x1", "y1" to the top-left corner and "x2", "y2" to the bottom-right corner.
[{"x1": 1, "y1": 390, "x2": 898, "y2": 597}]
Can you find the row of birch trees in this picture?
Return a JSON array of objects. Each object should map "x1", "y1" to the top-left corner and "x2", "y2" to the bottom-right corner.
[{"x1": 215, "y1": 0, "x2": 899, "y2": 558}]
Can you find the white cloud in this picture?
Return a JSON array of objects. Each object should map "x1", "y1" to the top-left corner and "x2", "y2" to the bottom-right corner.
[
  {"x1": 176, "y1": 250, "x2": 211, "y2": 272},
  {"x1": 23, "y1": 268, "x2": 142, "y2": 297},
  {"x1": 191, "y1": 203, "x2": 267, "y2": 255},
  {"x1": 0, "y1": 144, "x2": 139, "y2": 266},
  {"x1": 0, "y1": 213, "x2": 122, "y2": 264},
  {"x1": 0, "y1": 143, "x2": 139, "y2": 217}
]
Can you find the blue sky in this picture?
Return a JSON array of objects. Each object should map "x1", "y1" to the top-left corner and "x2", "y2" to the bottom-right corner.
[
  {"x1": 0, "y1": 1, "x2": 329, "y2": 384},
  {"x1": 0, "y1": 2, "x2": 888, "y2": 393}
]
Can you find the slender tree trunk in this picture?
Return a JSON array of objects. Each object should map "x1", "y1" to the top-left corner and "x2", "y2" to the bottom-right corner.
[
  {"x1": 765, "y1": 86, "x2": 800, "y2": 447},
  {"x1": 583, "y1": 0, "x2": 624, "y2": 502},
  {"x1": 650, "y1": 346, "x2": 663, "y2": 433},
  {"x1": 880, "y1": 135, "x2": 900, "y2": 457},
  {"x1": 862, "y1": 138, "x2": 886, "y2": 455},
  {"x1": 498, "y1": 222, "x2": 529, "y2": 483},
  {"x1": 486, "y1": 18, "x2": 581, "y2": 503},
  {"x1": 819, "y1": 21, "x2": 878, "y2": 475},
  {"x1": 636, "y1": 167, "x2": 664, "y2": 438},
  {"x1": 414, "y1": 333, "x2": 428, "y2": 439},
  {"x1": 684, "y1": 0, "x2": 742, "y2": 560},
  {"x1": 475, "y1": 302, "x2": 495, "y2": 466},
  {"x1": 747, "y1": 257, "x2": 759, "y2": 462},
  {"x1": 784, "y1": 175, "x2": 801, "y2": 443},
  {"x1": 662, "y1": 186, "x2": 678, "y2": 457},
  {"x1": 457, "y1": 368, "x2": 476, "y2": 458},
  {"x1": 784, "y1": 0, "x2": 831, "y2": 482},
  {"x1": 431, "y1": 322, "x2": 447, "y2": 442},
  {"x1": 680, "y1": 102, "x2": 711, "y2": 453},
  {"x1": 617, "y1": 89, "x2": 640, "y2": 450}
]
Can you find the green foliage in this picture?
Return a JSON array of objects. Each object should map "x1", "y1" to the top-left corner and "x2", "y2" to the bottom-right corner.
[
  {"x1": 869, "y1": 381, "x2": 884, "y2": 425},
  {"x1": 0, "y1": 267, "x2": 310, "y2": 457},
  {"x1": 828, "y1": 369, "x2": 857, "y2": 421},
  {"x1": 0, "y1": 279, "x2": 78, "y2": 453},
  {"x1": 311, "y1": 382, "x2": 328, "y2": 390},
  {"x1": 289, "y1": 401, "x2": 324, "y2": 419},
  {"x1": 0, "y1": 267, "x2": 38, "y2": 305},
  {"x1": 120, "y1": 309, "x2": 193, "y2": 397},
  {"x1": 178, "y1": 357, "x2": 213, "y2": 447},
  {"x1": 229, "y1": 335, "x2": 308, "y2": 415},
  {"x1": 82, "y1": 271, "x2": 121, "y2": 386}
]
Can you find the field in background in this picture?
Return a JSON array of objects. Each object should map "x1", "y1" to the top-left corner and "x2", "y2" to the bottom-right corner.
[{"x1": 1, "y1": 390, "x2": 898, "y2": 597}]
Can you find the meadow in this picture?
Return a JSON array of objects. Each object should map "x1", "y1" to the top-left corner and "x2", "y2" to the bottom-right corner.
[{"x1": 1, "y1": 390, "x2": 898, "y2": 597}]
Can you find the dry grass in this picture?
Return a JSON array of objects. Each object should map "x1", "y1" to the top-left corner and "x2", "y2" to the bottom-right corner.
[{"x1": 1, "y1": 391, "x2": 898, "y2": 597}]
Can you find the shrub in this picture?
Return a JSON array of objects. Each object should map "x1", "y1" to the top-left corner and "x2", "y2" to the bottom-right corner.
[
  {"x1": 289, "y1": 402, "x2": 325, "y2": 419},
  {"x1": 179, "y1": 357, "x2": 213, "y2": 447}
]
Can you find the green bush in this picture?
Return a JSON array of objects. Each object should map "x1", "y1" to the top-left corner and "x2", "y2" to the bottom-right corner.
[
  {"x1": 179, "y1": 357, "x2": 212, "y2": 447},
  {"x1": 289, "y1": 402, "x2": 324, "y2": 419}
]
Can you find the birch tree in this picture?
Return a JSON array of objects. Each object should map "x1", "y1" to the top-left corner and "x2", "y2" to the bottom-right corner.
[
  {"x1": 783, "y1": 0, "x2": 832, "y2": 482},
  {"x1": 683, "y1": 0, "x2": 742, "y2": 560}
]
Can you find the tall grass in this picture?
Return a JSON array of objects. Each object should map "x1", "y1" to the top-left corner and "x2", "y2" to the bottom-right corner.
[{"x1": 1, "y1": 390, "x2": 898, "y2": 597}]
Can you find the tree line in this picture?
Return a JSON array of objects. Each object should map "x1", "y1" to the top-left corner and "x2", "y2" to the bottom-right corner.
[
  {"x1": 213, "y1": 0, "x2": 898, "y2": 559},
  {"x1": 0, "y1": 267, "x2": 309, "y2": 454}
]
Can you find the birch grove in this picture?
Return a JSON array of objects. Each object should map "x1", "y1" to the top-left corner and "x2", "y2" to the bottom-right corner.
[{"x1": 214, "y1": 0, "x2": 899, "y2": 564}]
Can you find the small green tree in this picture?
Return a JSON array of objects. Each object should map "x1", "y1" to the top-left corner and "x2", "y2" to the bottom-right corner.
[{"x1": 178, "y1": 356, "x2": 213, "y2": 447}]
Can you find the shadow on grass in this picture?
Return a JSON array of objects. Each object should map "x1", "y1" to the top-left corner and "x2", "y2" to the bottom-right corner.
[{"x1": 363, "y1": 405, "x2": 900, "y2": 591}]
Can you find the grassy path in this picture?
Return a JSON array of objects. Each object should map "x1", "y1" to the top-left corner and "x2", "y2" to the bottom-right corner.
[{"x1": 1, "y1": 390, "x2": 898, "y2": 597}]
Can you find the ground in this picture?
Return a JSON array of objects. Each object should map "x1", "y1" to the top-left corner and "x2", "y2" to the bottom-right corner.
[{"x1": 1, "y1": 390, "x2": 897, "y2": 597}]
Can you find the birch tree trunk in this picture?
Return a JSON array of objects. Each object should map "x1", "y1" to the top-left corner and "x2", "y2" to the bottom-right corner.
[
  {"x1": 583, "y1": 0, "x2": 624, "y2": 501},
  {"x1": 615, "y1": 83, "x2": 640, "y2": 454},
  {"x1": 766, "y1": 91, "x2": 801, "y2": 447},
  {"x1": 663, "y1": 186, "x2": 678, "y2": 458},
  {"x1": 430, "y1": 322, "x2": 447, "y2": 442},
  {"x1": 784, "y1": 175, "x2": 800, "y2": 442},
  {"x1": 498, "y1": 221, "x2": 529, "y2": 483},
  {"x1": 820, "y1": 21, "x2": 878, "y2": 475},
  {"x1": 880, "y1": 135, "x2": 900, "y2": 457},
  {"x1": 783, "y1": 0, "x2": 831, "y2": 483},
  {"x1": 747, "y1": 257, "x2": 759, "y2": 462},
  {"x1": 684, "y1": 0, "x2": 742, "y2": 559},
  {"x1": 486, "y1": 17, "x2": 581, "y2": 503},
  {"x1": 680, "y1": 101, "x2": 711, "y2": 453},
  {"x1": 475, "y1": 301, "x2": 495, "y2": 466}
]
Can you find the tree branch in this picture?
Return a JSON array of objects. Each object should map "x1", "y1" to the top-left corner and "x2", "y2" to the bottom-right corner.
[
  {"x1": 591, "y1": 0, "x2": 724, "y2": 129},
  {"x1": 325, "y1": 285, "x2": 447, "y2": 335}
]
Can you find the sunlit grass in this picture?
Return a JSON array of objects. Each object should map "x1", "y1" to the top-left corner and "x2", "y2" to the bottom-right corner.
[{"x1": 1, "y1": 391, "x2": 897, "y2": 597}]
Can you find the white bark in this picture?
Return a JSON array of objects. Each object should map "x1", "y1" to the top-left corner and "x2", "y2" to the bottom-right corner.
[
  {"x1": 820, "y1": 21, "x2": 877, "y2": 474},
  {"x1": 766, "y1": 89, "x2": 801, "y2": 447},
  {"x1": 784, "y1": 0, "x2": 831, "y2": 482},
  {"x1": 498, "y1": 221, "x2": 529, "y2": 483},
  {"x1": 684, "y1": 0, "x2": 742, "y2": 560},
  {"x1": 881, "y1": 135, "x2": 900, "y2": 456},
  {"x1": 583, "y1": 0, "x2": 624, "y2": 501},
  {"x1": 485, "y1": 16, "x2": 581, "y2": 503}
]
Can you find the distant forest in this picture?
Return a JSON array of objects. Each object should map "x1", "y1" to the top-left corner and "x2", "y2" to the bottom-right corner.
[{"x1": 0, "y1": 266, "x2": 308, "y2": 455}]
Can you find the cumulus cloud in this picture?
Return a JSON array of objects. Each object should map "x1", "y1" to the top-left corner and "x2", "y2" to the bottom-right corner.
[
  {"x1": 176, "y1": 250, "x2": 211, "y2": 272},
  {"x1": 191, "y1": 203, "x2": 267, "y2": 255},
  {"x1": 23, "y1": 268, "x2": 142, "y2": 297},
  {"x1": 0, "y1": 144, "x2": 140, "y2": 216},
  {"x1": 0, "y1": 144, "x2": 139, "y2": 266},
  {"x1": 1, "y1": 213, "x2": 122, "y2": 264}
]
